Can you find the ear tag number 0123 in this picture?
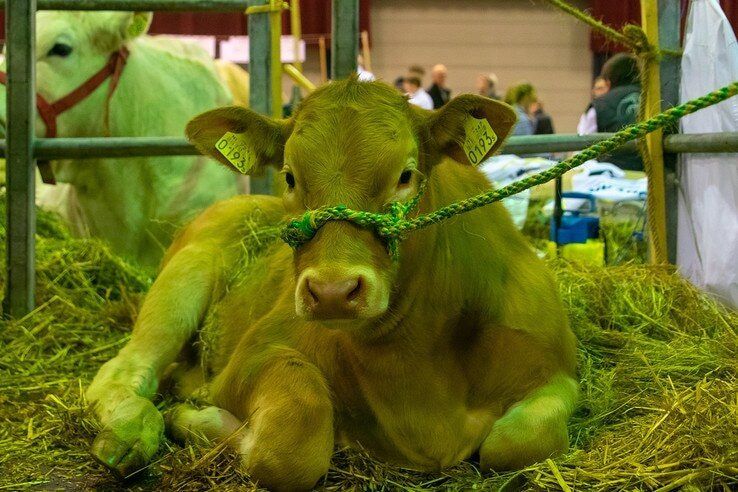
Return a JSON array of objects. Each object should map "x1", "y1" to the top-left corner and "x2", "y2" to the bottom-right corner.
[
  {"x1": 215, "y1": 131, "x2": 254, "y2": 174},
  {"x1": 462, "y1": 117, "x2": 497, "y2": 166}
]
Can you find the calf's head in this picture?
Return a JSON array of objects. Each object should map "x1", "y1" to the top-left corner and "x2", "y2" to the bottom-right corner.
[{"x1": 187, "y1": 79, "x2": 515, "y2": 322}]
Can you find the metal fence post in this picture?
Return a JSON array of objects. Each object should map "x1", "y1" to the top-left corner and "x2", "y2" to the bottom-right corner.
[
  {"x1": 658, "y1": 0, "x2": 681, "y2": 264},
  {"x1": 3, "y1": 0, "x2": 37, "y2": 317},
  {"x1": 246, "y1": 0, "x2": 276, "y2": 195},
  {"x1": 331, "y1": 0, "x2": 358, "y2": 79}
]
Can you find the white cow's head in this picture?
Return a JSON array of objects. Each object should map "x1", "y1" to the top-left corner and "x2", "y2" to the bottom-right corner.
[{"x1": 0, "y1": 11, "x2": 152, "y2": 138}]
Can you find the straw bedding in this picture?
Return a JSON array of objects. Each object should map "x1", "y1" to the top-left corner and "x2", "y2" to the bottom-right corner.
[{"x1": 1, "y1": 196, "x2": 736, "y2": 491}]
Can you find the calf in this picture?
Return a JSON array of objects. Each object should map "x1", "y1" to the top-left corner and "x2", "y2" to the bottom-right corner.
[{"x1": 86, "y1": 78, "x2": 578, "y2": 490}]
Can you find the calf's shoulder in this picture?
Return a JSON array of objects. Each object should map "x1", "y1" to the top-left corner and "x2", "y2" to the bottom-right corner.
[{"x1": 162, "y1": 194, "x2": 284, "y2": 268}]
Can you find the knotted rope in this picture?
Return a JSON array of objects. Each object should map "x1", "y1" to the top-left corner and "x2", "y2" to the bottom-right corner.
[
  {"x1": 281, "y1": 82, "x2": 738, "y2": 258},
  {"x1": 541, "y1": 0, "x2": 680, "y2": 60}
]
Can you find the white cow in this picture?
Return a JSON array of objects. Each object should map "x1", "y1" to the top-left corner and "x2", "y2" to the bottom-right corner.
[{"x1": 0, "y1": 11, "x2": 248, "y2": 268}]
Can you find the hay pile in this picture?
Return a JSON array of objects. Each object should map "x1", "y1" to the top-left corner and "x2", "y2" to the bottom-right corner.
[{"x1": 1, "y1": 195, "x2": 736, "y2": 491}]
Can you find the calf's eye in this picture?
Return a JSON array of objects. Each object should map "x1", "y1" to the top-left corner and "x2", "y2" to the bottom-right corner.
[
  {"x1": 398, "y1": 170, "x2": 413, "y2": 186},
  {"x1": 285, "y1": 172, "x2": 296, "y2": 189},
  {"x1": 48, "y1": 43, "x2": 73, "y2": 58}
]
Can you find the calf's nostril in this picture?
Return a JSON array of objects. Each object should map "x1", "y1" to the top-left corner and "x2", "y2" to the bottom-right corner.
[
  {"x1": 346, "y1": 278, "x2": 362, "y2": 302},
  {"x1": 306, "y1": 279, "x2": 320, "y2": 305}
]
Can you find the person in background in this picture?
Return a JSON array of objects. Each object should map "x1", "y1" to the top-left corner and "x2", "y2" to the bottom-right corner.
[
  {"x1": 579, "y1": 53, "x2": 642, "y2": 170},
  {"x1": 592, "y1": 75, "x2": 609, "y2": 98},
  {"x1": 395, "y1": 65, "x2": 426, "y2": 92},
  {"x1": 408, "y1": 64, "x2": 425, "y2": 80},
  {"x1": 504, "y1": 82, "x2": 538, "y2": 135},
  {"x1": 531, "y1": 100, "x2": 555, "y2": 134},
  {"x1": 427, "y1": 64, "x2": 451, "y2": 108},
  {"x1": 476, "y1": 72, "x2": 500, "y2": 99},
  {"x1": 577, "y1": 76, "x2": 609, "y2": 134},
  {"x1": 403, "y1": 76, "x2": 434, "y2": 110},
  {"x1": 357, "y1": 54, "x2": 375, "y2": 82}
]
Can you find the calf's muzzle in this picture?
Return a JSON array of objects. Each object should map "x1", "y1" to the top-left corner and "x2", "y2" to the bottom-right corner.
[{"x1": 300, "y1": 274, "x2": 366, "y2": 319}]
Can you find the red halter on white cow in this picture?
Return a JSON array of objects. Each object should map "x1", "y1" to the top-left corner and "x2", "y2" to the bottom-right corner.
[
  {"x1": 0, "y1": 47, "x2": 128, "y2": 183},
  {"x1": 0, "y1": 47, "x2": 129, "y2": 138}
]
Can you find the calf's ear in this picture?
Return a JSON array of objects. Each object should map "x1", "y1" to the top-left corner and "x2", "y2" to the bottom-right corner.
[
  {"x1": 186, "y1": 106, "x2": 291, "y2": 174},
  {"x1": 426, "y1": 95, "x2": 517, "y2": 165}
]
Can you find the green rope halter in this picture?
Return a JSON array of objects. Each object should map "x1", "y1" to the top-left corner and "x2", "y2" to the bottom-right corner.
[{"x1": 281, "y1": 81, "x2": 738, "y2": 258}]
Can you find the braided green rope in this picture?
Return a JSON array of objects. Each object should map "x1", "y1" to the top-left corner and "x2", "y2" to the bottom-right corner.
[{"x1": 281, "y1": 81, "x2": 738, "y2": 257}]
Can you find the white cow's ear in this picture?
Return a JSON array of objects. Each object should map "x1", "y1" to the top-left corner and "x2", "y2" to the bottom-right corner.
[
  {"x1": 93, "y1": 12, "x2": 152, "y2": 52},
  {"x1": 424, "y1": 94, "x2": 517, "y2": 166},
  {"x1": 122, "y1": 12, "x2": 153, "y2": 40},
  {"x1": 186, "y1": 106, "x2": 292, "y2": 174}
]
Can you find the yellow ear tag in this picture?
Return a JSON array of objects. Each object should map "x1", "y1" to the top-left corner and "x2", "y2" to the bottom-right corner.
[
  {"x1": 127, "y1": 12, "x2": 152, "y2": 38},
  {"x1": 215, "y1": 132, "x2": 255, "y2": 174},
  {"x1": 462, "y1": 117, "x2": 497, "y2": 166}
]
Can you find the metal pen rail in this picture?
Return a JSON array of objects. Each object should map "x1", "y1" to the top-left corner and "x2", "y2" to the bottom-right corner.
[
  {"x1": 1, "y1": 133, "x2": 737, "y2": 160},
  {"x1": 0, "y1": 0, "x2": 253, "y2": 10}
]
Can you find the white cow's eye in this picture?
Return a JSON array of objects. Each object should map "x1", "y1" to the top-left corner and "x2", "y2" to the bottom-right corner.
[
  {"x1": 48, "y1": 43, "x2": 73, "y2": 58},
  {"x1": 285, "y1": 172, "x2": 296, "y2": 189}
]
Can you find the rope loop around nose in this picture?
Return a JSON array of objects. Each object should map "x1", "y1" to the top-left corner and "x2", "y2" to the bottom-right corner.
[{"x1": 280, "y1": 181, "x2": 427, "y2": 260}]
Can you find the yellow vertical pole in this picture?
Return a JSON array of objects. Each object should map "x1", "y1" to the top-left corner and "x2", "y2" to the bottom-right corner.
[
  {"x1": 640, "y1": 0, "x2": 668, "y2": 264},
  {"x1": 318, "y1": 35, "x2": 328, "y2": 83},
  {"x1": 269, "y1": 0, "x2": 283, "y2": 119},
  {"x1": 361, "y1": 30, "x2": 372, "y2": 72},
  {"x1": 290, "y1": 0, "x2": 302, "y2": 73}
]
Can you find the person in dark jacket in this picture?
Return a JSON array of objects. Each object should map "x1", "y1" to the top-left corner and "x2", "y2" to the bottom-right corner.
[
  {"x1": 427, "y1": 64, "x2": 451, "y2": 108},
  {"x1": 531, "y1": 100, "x2": 555, "y2": 135},
  {"x1": 580, "y1": 53, "x2": 642, "y2": 170}
]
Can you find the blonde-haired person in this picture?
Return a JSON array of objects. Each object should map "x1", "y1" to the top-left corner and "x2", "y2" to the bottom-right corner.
[
  {"x1": 476, "y1": 72, "x2": 500, "y2": 100},
  {"x1": 504, "y1": 82, "x2": 538, "y2": 135}
]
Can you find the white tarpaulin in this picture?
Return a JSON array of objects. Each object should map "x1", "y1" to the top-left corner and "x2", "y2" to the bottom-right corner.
[{"x1": 678, "y1": 0, "x2": 738, "y2": 308}]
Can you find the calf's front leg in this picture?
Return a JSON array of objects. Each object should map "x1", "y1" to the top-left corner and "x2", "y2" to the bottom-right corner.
[
  {"x1": 86, "y1": 246, "x2": 216, "y2": 477},
  {"x1": 211, "y1": 346, "x2": 335, "y2": 491},
  {"x1": 480, "y1": 373, "x2": 578, "y2": 470}
]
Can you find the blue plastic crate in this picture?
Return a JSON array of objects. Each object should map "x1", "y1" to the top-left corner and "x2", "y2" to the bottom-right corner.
[{"x1": 550, "y1": 192, "x2": 601, "y2": 245}]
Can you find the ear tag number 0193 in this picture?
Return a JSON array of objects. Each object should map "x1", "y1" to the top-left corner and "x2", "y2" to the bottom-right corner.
[
  {"x1": 215, "y1": 131, "x2": 254, "y2": 174},
  {"x1": 462, "y1": 117, "x2": 497, "y2": 166}
]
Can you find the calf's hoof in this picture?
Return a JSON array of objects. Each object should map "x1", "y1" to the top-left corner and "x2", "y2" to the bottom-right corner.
[
  {"x1": 90, "y1": 396, "x2": 164, "y2": 478},
  {"x1": 479, "y1": 418, "x2": 569, "y2": 471}
]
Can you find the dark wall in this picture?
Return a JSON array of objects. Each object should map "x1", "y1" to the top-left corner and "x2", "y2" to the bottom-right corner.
[{"x1": 148, "y1": 0, "x2": 371, "y2": 41}]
